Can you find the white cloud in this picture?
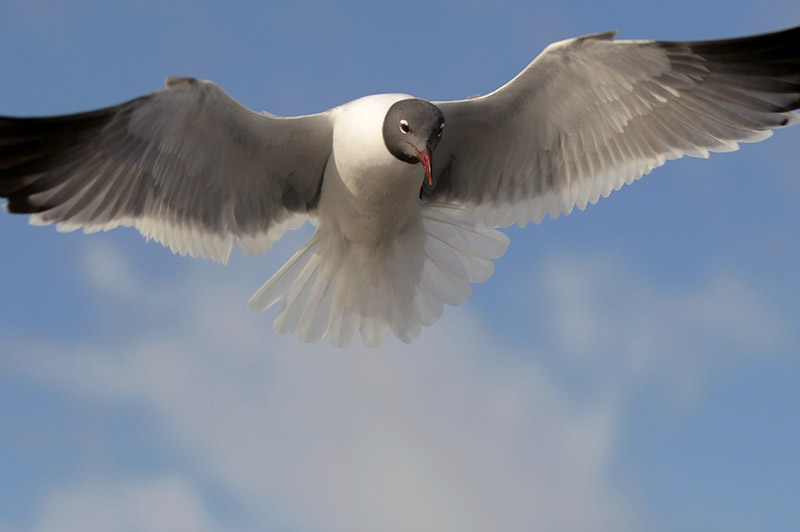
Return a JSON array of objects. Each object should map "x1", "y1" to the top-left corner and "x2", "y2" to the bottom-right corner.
[
  {"x1": 6, "y1": 241, "x2": 788, "y2": 531},
  {"x1": 8, "y1": 243, "x2": 637, "y2": 532},
  {"x1": 14, "y1": 314, "x2": 635, "y2": 532},
  {"x1": 32, "y1": 477, "x2": 220, "y2": 532},
  {"x1": 80, "y1": 242, "x2": 142, "y2": 300},
  {"x1": 534, "y1": 255, "x2": 787, "y2": 402}
]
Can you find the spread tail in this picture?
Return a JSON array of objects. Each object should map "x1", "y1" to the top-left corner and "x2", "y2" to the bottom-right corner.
[{"x1": 248, "y1": 202, "x2": 509, "y2": 347}]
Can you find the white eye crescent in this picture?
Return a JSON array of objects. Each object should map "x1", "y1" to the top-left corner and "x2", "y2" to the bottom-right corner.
[
  {"x1": 437, "y1": 122, "x2": 445, "y2": 137},
  {"x1": 399, "y1": 119, "x2": 410, "y2": 134}
]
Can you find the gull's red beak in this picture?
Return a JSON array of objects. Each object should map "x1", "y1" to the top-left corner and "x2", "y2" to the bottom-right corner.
[{"x1": 414, "y1": 147, "x2": 434, "y2": 186}]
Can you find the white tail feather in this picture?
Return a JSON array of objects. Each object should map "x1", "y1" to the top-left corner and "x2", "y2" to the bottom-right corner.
[{"x1": 248, "y1": 202, "x2": 510, "y2": 347}]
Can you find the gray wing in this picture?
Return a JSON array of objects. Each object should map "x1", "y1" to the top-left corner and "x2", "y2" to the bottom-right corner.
[
  {"x1": 0, "y1": 77, "x2": 333, "y2": 263},
  {"x1": 425, "y1": 26, "x2": 800, "y2": 227}
]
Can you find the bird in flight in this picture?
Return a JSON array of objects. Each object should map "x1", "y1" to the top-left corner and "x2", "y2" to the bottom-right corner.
[{"x1": 1, "y1": 26, "x2": 798, "y2": 347}]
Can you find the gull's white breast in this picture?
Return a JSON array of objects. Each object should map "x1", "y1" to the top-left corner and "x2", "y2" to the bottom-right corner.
[{"x1": 322, "y1": 94, "x2": 423, "y2": 246}]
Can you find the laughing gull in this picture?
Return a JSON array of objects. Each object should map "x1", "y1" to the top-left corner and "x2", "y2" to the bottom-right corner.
[{"x1": 1, "y1": 26, "x2": 799, "y2": 347}]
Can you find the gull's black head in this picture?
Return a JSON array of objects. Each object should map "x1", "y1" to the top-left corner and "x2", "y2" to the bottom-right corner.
[{"x1": 382, "y1": 98, "x2": 445, "y2": 185}]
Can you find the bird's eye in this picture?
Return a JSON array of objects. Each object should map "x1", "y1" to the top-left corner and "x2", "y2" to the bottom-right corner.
[
  {"x1": 437, "y1": 122, "x2": 445, "y2": 137},
  {"x1": 399, "y1": 119, "x2": 410, "y2": 134}
]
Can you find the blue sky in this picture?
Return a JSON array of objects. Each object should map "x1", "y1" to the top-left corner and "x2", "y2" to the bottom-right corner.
[{"x1": 1, "y1": 1, "x2": 799, "y2": 531}]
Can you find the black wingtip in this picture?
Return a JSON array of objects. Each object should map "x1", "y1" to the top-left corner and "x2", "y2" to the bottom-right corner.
[
  {"x1": 0, "y1": 98, "x2": 147, "y2": 209},
  {"x1": 5, "y1": 194, "x2": 42, "y2": 214},
  {"x1": 679, "y1": 24, "x2": 800, "y2": 56}
]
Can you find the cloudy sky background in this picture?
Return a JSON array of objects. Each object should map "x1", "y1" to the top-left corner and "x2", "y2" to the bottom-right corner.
[{"x1": 1, "y1": 1, "x2": 799, "y2": 531}]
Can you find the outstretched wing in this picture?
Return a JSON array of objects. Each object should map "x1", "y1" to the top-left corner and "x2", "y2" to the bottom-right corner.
[
  {"x1": 425, "y1": 26, "x2": 800, "y2": 227},
  {"x1": 0, "y1": 77, "x2": 333, "y2": 263}
]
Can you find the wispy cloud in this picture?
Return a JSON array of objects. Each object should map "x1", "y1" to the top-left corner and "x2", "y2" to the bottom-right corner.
[
  {"x1": 8, "y1": 243, "x2": 639, "y2": 532},
  {"x1": 534, "y1": 254, "x2": 787, "y2": 402},
  {"x1": 31, "y1": 477, "x2": 221, "y2": 532},
  {"x1": 4, "y1": 240, "x2": 789, "y2": 531}
]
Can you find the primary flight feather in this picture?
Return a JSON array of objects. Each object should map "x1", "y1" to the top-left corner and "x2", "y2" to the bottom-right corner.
[{"x1": 2, "y1": 26, "x2": 799, "y2": 347}]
